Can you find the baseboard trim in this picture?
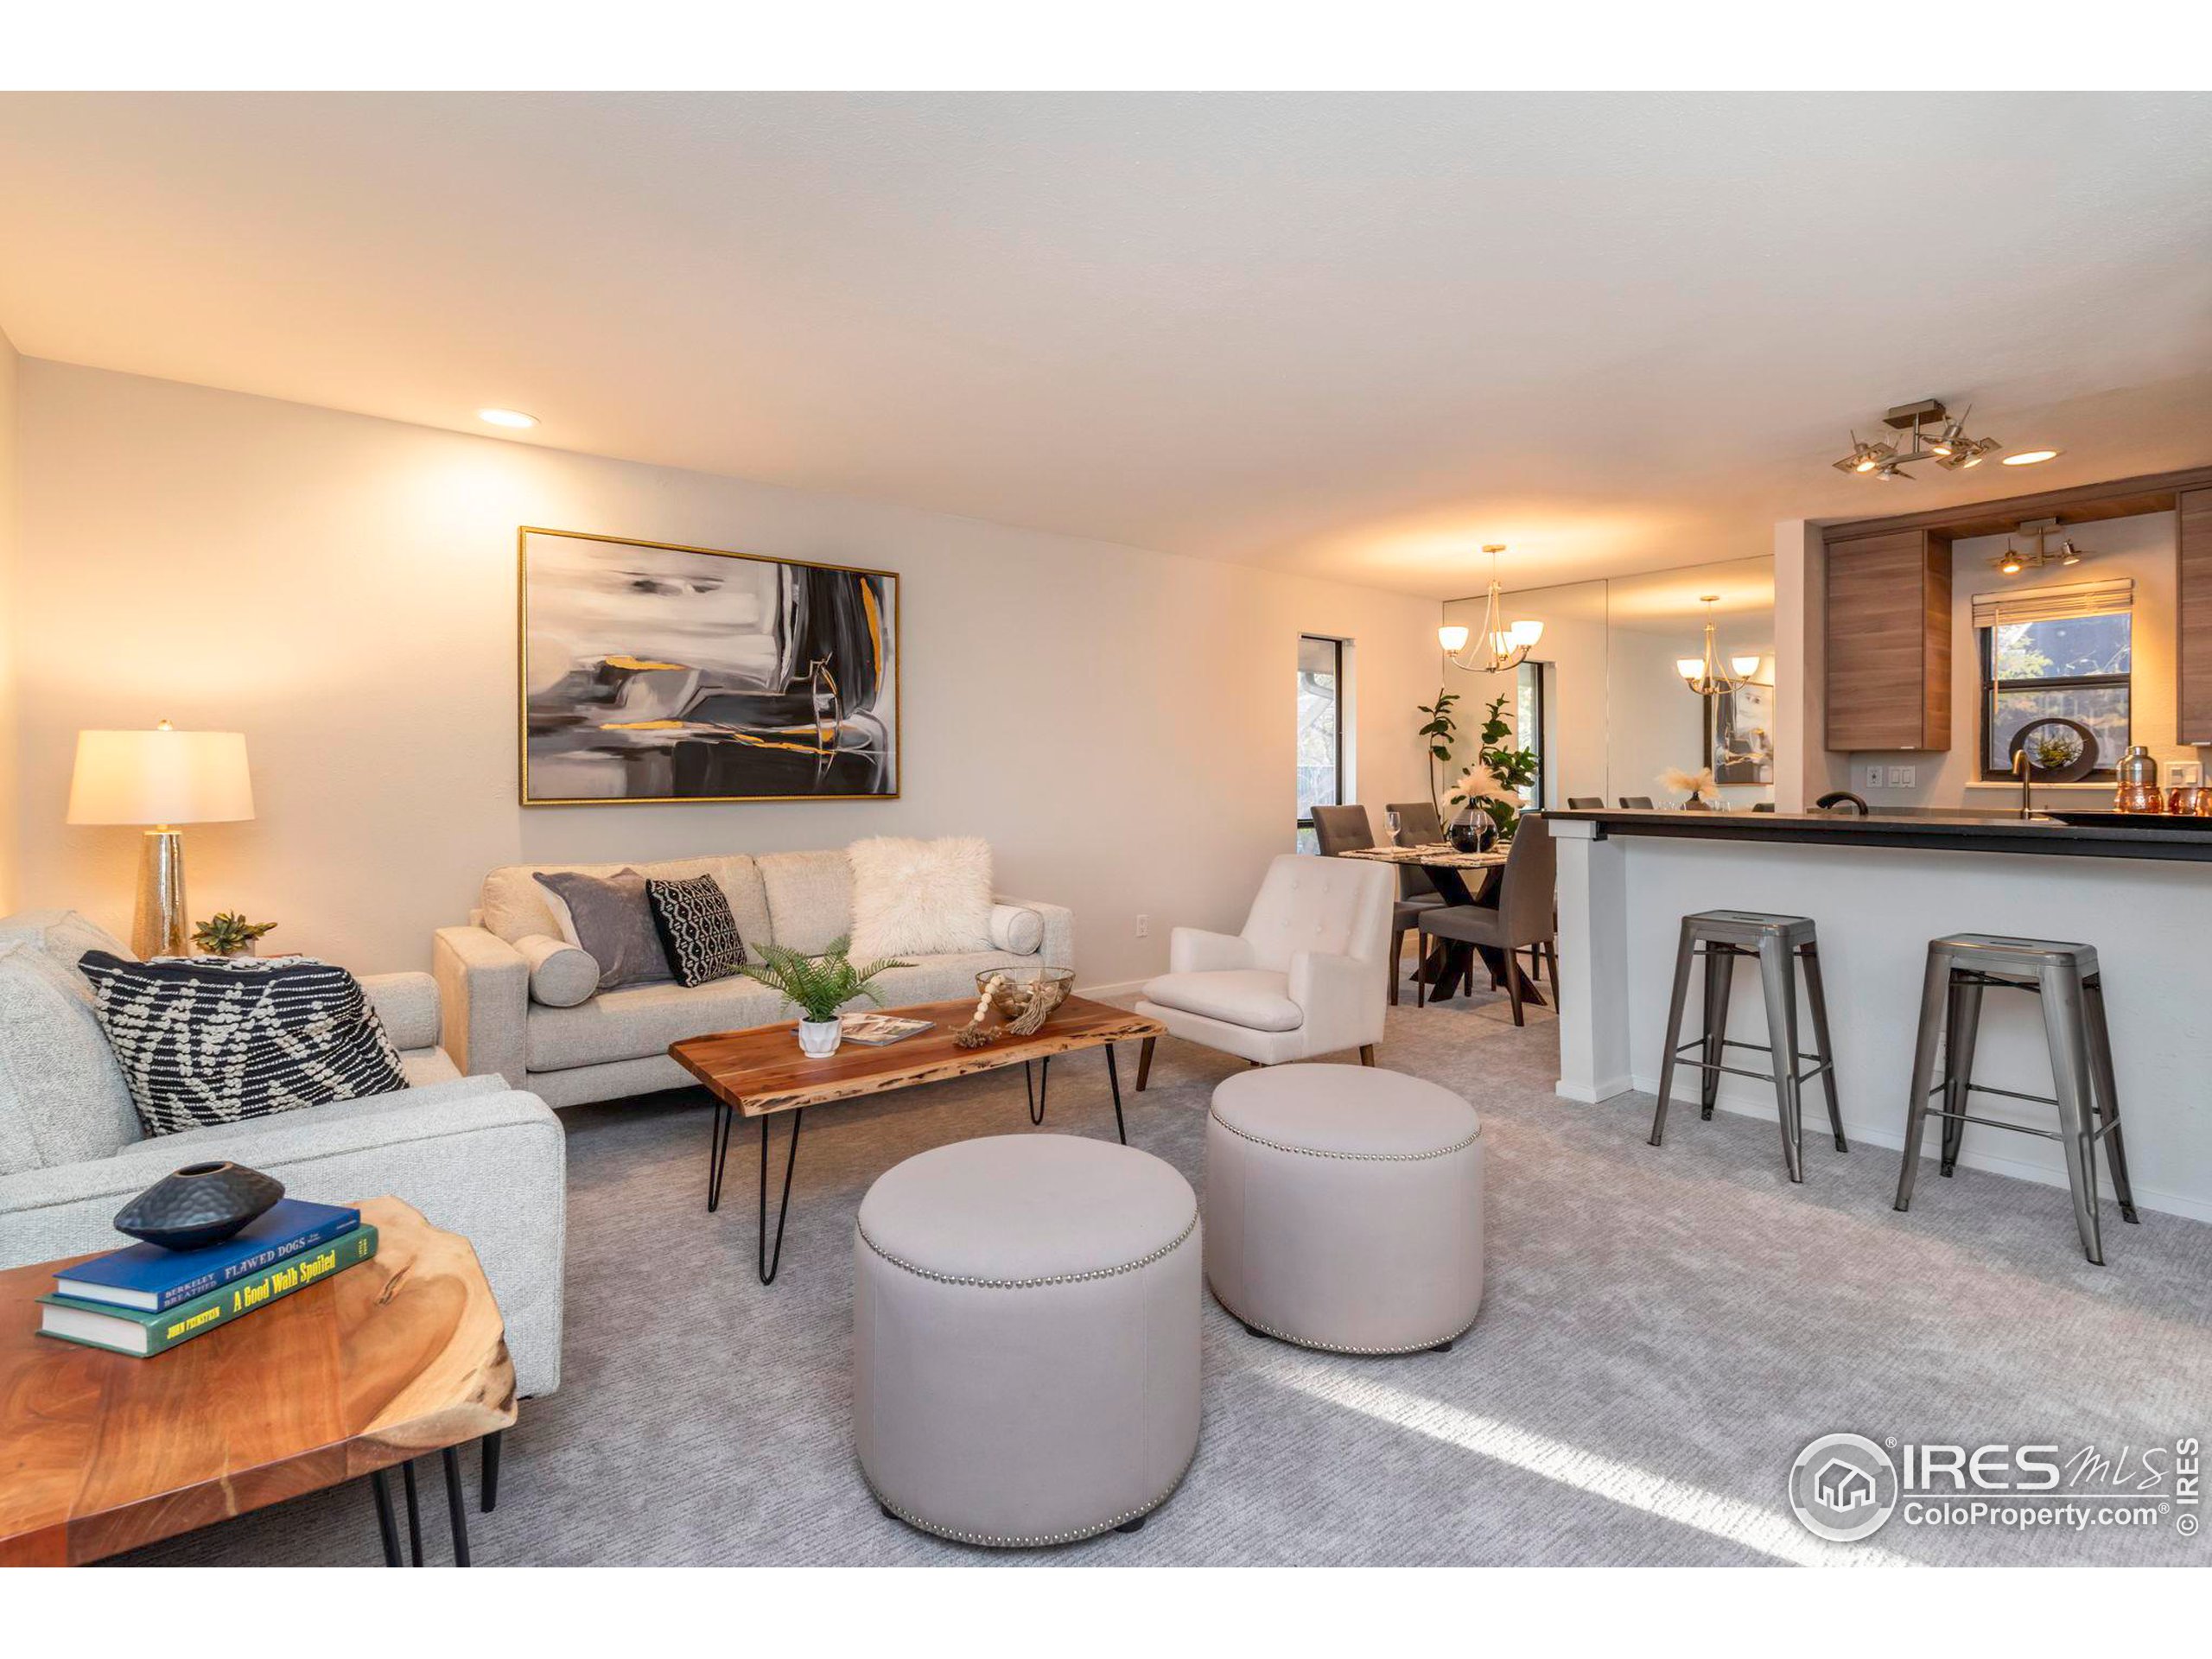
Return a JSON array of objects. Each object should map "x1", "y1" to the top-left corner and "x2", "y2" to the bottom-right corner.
[
  {"x1": 1609, "y1": 1071, "x2": 2212, "y2": 1225},
  {"x1": 1077, "y1": 976, "x2": 1150, "y2": 1004},
  {"x1": 1554, "y1": 1076, "x2": 1634, "y2": 1106}
]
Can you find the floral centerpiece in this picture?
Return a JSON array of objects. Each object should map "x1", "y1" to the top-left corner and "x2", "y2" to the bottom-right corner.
[{"x1": 1661, "y1": 766, "x2": 1721, "y2": 810}]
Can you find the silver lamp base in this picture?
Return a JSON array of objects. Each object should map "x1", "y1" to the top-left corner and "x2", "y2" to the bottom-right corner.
[{"x1": 132, "y1": 829, "x2": 191, "y2": 959}]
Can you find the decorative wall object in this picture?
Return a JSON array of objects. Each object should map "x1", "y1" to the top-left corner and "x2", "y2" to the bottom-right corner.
[
  {"x1": 1707, "y1": 681, "x2": 1774, "y2": 785},
  {"x1": 519, "y1": 528, "x2": 899, "y2": 804}
]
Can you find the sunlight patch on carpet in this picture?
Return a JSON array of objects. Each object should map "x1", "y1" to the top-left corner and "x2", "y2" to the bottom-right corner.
[{"x1": 1260, "y1": 1355, "x2": 1916, "y2": 1568}]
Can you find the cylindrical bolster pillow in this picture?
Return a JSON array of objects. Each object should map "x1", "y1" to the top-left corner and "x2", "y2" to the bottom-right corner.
[
  {"x1": 518, "y1": 932, "x2": 600, "y2": 1007},
  {"x1": 987, "y1": 905, "x2": 1045, "y2": 956}
]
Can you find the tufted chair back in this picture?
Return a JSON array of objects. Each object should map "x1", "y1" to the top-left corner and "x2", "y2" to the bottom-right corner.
[{"x1": 1240, "y1": 854, "x2": 1394, "y2": 973}]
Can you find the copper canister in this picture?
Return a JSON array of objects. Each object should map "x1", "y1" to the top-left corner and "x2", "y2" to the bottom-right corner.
[{"x1": 2116, "y1": 746, "x2": 2163, "y2": 813}]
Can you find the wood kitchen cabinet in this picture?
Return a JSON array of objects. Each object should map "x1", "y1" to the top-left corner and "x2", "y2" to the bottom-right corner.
[
  {"x1": 2179, "y1": 489, "x2": 2212, "y2": 745},
  {"x1": 1824, "y1": 528, "x2": 1952, "y2": 752}
]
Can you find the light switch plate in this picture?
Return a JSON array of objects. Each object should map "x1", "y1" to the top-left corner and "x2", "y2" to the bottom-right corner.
[{"x1": 2174, "y1": 761, "x2": 2203, "y2": 786}]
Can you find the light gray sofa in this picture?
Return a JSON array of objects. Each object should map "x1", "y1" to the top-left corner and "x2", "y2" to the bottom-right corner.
[
  {"x1": 435, "y1": 849, "x2": 1076, "y2": 1107},
  {"x1": 0, "y1": 909, "x2": 567, "y2": 1397}
]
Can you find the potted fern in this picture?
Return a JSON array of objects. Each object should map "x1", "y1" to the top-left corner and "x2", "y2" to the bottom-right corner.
[{"x1": 738, "y1": 937, "x2": 913, "y2": 1057}]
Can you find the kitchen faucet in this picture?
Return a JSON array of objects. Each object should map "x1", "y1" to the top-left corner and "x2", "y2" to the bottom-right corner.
[{"x1": 2014, "y1": 749, "x2": 2034, "y2": 820}]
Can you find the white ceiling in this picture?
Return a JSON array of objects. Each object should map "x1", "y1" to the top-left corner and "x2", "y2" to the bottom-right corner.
[{"x1": 3, "y1": 91, "x2": 2209, "y2": 600}]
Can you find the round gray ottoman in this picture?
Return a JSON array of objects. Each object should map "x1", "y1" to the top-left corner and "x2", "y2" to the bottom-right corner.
[
  {"x1": 854, "y1": 1133, "x2": 1201, "y2": 1547},
  {"x1": 1205, "y1": 1064, "x2": 1484, "y2": 1354}
]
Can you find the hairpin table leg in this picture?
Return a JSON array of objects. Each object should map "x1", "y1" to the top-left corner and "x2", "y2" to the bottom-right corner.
[
  {"x1": 760, "y1": 1109, "x2": 804, "y2": 1284},
  {"x1": 1104, "y1": 1044, "x2": 1127, "y2": 1145},
  {"x1": 370, "y1": 1468, "x2": 402, "y2": 1567},
  {"x1": 480, "y1": 1429, "x2": 502, "y2": 1513},
  {"x1": 442, "y1": 1446, "x2": 472, "y2": 1567},
  {"x1": 401, "y1": 1458, "x2": 424, "y2": 1565}
]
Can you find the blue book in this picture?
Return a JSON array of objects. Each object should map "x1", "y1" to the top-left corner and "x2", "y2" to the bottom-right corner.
[{"x1": 54, "y1": 1199, "x2": 361, "y2": 1313}]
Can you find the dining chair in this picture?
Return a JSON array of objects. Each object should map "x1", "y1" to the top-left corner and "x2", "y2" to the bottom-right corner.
[
  {"x1": 1567, "y1": 796, "x2": 1603, "y2": 809},
  {"x1": 1415, "y1": 815, "x2": 1559, "y2": 1026},
  {"x1": 1309, "y1": 804, "x2": 1374, "y2": 858},
  {"x1": 1383, "y1": 801, "x2": 1448, "y2": 1005},
  {"x1": 1618, "y1": 796, "x2": 1656, "y2": 809}
]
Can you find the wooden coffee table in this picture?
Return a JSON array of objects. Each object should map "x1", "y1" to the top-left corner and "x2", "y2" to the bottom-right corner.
[
  {"x1": 671, "y1": 995, "x2": 1166, "y2": 1284},
  {"x1": 0, "y1": 1197, "x2": 516, "y2": 1567}
]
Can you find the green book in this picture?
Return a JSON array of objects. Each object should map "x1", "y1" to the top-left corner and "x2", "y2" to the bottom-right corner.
[{"x1": 37, "y1": 1224, "x2": 380, "y2": 1357}]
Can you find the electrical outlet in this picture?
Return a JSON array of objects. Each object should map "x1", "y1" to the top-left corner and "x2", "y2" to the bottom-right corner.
[
  {"x1": 1864, "y1": 764, "x2": 1884, "y2": 791},
  {"x1": 1135, "y1": 913, "x2": 1150, "y2": 940}
]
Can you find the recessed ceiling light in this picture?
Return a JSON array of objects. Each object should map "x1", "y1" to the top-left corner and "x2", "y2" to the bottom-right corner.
[
  {"x1": 478, "y1": 408, "x2": 538, "y2": 429},
  {"x1": 2001, "y1": 448, "x2": 2060, "y2": 467}
]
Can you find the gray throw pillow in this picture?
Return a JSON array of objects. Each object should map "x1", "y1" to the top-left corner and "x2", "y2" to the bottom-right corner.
[{"x1": 533, "y1": 868, "x2": 674, "y2": 989}]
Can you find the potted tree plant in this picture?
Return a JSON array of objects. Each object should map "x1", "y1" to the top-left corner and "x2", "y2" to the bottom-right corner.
[{"x1": 737, "y1": 937, "x2": 913, "y2": 1058}]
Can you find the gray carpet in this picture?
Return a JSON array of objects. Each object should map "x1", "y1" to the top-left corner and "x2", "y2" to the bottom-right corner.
[{"x1": 120, "y1": 988, "x2": 2212, "y2": 1567}]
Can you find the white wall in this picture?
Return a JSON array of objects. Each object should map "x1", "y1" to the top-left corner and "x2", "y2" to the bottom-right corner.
[
  {"x1": 1841, "y1": 511, "x2": 2185, "y2": 810},
  {"x1": 10, "y1": 363, "x2": 1440, "y2": 982},
  {"x1": 0, "y1": 326, "x2": 18, "y2": 912}
]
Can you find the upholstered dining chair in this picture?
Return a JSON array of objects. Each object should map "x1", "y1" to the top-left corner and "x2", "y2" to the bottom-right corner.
[
  {"x1": 1567, "y1": 796, "x2": 1604, "y2": 809},
  {"x1": 1618, "y1": 796, "x2": 1656, "y2": 809},
  {"x1": 1416, "y1": 815, "x2": 1559, "y2": 1027},
  {"x1": 1382, "y1": 801, "x2": 1447, "y2": 1005},
  {"x1": 1309, "y1": 804, "x2": 1373, "y2": 858},
  {"x1": 1135, "y1": 853, "x2": 1395, "y2": 1081}
]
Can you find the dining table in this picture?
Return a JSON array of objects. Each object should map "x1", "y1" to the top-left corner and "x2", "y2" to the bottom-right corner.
[{"x1": 1338, "y1": 842, "x2": 1547, "y2": 1008}]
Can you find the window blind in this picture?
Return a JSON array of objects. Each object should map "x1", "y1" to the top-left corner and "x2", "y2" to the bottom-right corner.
[{"x1": 1970, "y1": 577, "x2": 2133, "y2": 629}]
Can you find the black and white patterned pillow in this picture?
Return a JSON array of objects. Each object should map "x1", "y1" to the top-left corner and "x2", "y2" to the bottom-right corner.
[
  {"x1": 77, "y1": 951, "x2": 410, "y2": 1138},
  {"x1": 645, "y1": 876, "x2": 747, "y2": 988}
]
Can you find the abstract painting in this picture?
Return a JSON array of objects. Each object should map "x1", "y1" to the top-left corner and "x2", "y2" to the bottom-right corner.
[
  {"x1": 518, "y1": 528, "x2": 899, "y2": 804},
  {"x1": 1707, "y1": 680, "x2": 1774, "y2": 785}
]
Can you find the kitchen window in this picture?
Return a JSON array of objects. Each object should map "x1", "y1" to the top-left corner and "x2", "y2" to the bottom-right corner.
[{"x1": 1974, "y1": 579, "x2": 2133, "y2": 781}]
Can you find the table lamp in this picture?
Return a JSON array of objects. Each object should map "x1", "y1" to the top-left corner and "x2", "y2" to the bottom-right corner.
[{"x1": 67, "y1": 721, "x2": 255, "y2": 958}]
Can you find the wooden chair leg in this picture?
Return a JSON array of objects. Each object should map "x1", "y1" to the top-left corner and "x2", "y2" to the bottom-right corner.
[
  {"x1": 1506, "y1": 961, "x2": 1526, "y2": 1027},
  {"x1": 1358, "y1": 1044, "x2": 1377, "y2": 1066},
  {"x1": 1135, "y1": 1035, "x2": 1156, "y2": 1092},
  {"x1": 1415, "y1": 938, "x2": 1428, "y2": 1007},
  {"x1": 1389, "y1": 927, "x2": 1405, "y2": 1006}
]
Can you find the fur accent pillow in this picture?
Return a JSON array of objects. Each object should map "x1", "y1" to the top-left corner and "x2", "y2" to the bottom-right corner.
[{"x1": 847, "y1": 836, "x2": 995, "y2": 959}]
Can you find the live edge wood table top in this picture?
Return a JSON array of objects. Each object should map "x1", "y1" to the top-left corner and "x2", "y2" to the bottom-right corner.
[
  {"x1": 0, "y1": 1197, "x2": 516, "y2": 1567},
  {"x1": 671, "y1": 995, "x2": 1166, "y2": 1117}
]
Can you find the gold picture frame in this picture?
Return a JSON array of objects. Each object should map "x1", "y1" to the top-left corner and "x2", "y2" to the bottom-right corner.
[{"x1": 517, "y1": 526, "x2": 901, "y2": 806}]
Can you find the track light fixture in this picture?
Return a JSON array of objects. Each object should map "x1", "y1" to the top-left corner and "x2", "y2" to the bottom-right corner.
[
  {"x1": 1833, "y1": 399, "x2": 2001, "y2": 481},
  {"x1": 1990, "y1": 518, "x2": 2091, "y2": 577}
]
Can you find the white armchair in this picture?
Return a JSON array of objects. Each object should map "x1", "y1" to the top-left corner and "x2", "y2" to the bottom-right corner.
[{"x1": 1134, "y1": 853, "x2": 1395, "y2": 1083}]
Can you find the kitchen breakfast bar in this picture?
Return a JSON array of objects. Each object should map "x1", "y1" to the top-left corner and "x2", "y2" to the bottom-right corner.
[{"x1": 1548, "y1": 809, "x2": 2212, "y2": 1225}]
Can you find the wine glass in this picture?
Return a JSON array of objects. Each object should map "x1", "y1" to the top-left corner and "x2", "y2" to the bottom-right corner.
[{"x1": 1384, "y1": 809, "x2": 1402, "y2": 845}]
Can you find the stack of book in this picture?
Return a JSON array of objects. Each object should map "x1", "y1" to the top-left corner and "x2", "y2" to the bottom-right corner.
[{"x1": 36, "y1": 1199, "x2": 379, "y2": 1357}]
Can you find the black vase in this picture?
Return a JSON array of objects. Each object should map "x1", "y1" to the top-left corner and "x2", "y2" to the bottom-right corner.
[{"x1": 113, "y1": 1161, "x2": 285, "y2": 1251}]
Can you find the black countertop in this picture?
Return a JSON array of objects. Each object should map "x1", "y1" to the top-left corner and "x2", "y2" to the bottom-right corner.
[{"x1": 1542, "y1": 808, "x2": 2212, "y2": 863}]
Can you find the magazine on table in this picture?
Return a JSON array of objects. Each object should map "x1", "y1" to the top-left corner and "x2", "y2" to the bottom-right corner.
[{"x1": 839, "y1": 1012, "x2": 935, "y2": 1046}]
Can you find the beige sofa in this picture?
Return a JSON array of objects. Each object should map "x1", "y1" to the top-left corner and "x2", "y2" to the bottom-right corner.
[
  {"x1": 435, "y1": 849, "x2": 1076, "y2": 1108},
  {"x1": 0, "y1": 909, "x2": 567, "y2": 1397}
]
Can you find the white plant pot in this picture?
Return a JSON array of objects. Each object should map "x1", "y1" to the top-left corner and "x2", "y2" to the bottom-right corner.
[{"x1": 797, "y1": 1018, "x2": 843, "y2": 1058}]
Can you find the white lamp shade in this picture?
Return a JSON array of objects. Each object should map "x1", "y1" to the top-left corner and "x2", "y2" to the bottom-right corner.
[
  {"x1": 1675, "y1": 658, "x2": 1705, "y2": 683},
  {"x1": 1438, "y1": 624, "x2": 1471, "y2": 652},
  {"x1": 1509, "y1": 620, "x2": 1544, "y2": 648},
  {"x1": 1731, "y1": 656, "x2": 1763, "y2": 678},
  {"x1": 67, "y1": 728, "x2": 254, "y2": 826}
]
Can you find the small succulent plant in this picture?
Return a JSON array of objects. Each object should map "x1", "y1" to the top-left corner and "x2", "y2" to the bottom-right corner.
[{"x1": 193, "y1": 912, "x2": 278, "y2": 957}]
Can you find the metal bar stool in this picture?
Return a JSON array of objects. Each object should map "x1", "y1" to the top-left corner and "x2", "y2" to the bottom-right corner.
[
  {"x1": 1649, "y1": 910, "x2": 1845, "y2": 1183},
  {"x1": 1892, "y1": 933, "x2": 2137, "y2": 1264}
]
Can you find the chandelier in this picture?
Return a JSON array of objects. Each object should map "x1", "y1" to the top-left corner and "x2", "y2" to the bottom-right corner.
[
  {"x1": 1833, "y1": 398, "x2": 2001, "y2": 482},
  {"x1": 1993, "y1": 518, "x2": 2090, "y2": 576},
  {"x1": 1438, "y1": 544, "x2": 1543, "y2": 673},
  {"x1": 1677, "y1": 596, "x2": 1760, "y2": 696}
]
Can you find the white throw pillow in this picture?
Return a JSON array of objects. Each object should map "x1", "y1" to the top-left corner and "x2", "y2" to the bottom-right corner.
[{"x1": 848, "y1": 836, "x2": 995, "y2": 959}]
